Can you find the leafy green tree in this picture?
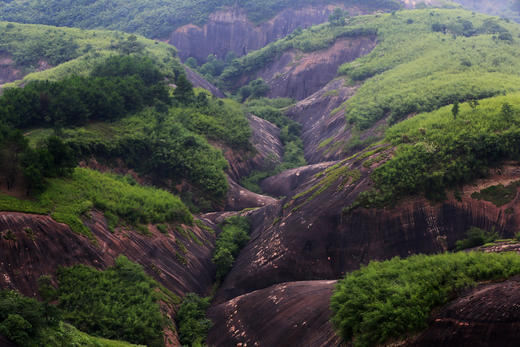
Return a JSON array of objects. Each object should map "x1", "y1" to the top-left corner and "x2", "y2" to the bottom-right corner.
[
  {"x1": 176, "y1": 293, "x2": 212, "y2": 347},
  {"x1": 451, "y1": 100, "x2": 459, "y2": 119},
  {"x1": 173, "y1": 73, "x2": 195, "y2": 104},
  {"x1": 329, "y1": 8, "x2": 346, "y2": 26}
]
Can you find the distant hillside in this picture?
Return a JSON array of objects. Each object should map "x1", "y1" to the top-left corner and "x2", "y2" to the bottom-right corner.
[
  {"x1": 0, "y1": 0, "x2": 401, "y2": 38},
  {"x1": 0, "y1": 21, "x2": 180, "y2": 86}
]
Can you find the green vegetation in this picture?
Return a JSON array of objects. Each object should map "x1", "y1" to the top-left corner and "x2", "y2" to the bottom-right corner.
[
  {"x1": 219, "y1": 23, "x2": 377, "y2": 89},
  {"x1": 213, "y1": 216, "x2": 251, "y2": 280},
  {"x1": 0, "y1": 21, "x2": 180, "y2": 85},
  {"x1": 0, "y1": 0, "x2": 400, "y2": 38},
  {"x1": 336, "y1": 9, "x2": 520, "y2": 129},
  {"x1": 471, "y1": 181, "x2": 520, "y2": 207},
  {"x1": 1, "y1": 55, "x2": 170, "y2": 129},
  {"x1": 0, "y1": 167, "x2": 192, "y2": 237},
  {"x1": 0, "y1": 278, "x2": 147, "y2": 347},
  {"x1": 175, "y1": 293, "x2": 212, "y2": 347},
  {"x1": 350, "y1": 93, "x2": 520, "y2": 209},
  {"x1": 56, "y1": 256, "x2": 168, "y2": 346},
  {"x1": 331, "y1": 251, "x2": 520, "y2": 347},
  {"x1": 455, "y1": 227, "x2": 499, "y2": 250},
  {"x1": 241, "y1": 98, "x2": 306, "y2": 193}
]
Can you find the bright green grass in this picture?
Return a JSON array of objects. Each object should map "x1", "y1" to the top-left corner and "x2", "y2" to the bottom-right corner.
[
  {"x1": 337, "y1": 9, "x2": 520, "y2": 129},
  {"x1": 351, "y1": 93, "x2": 520, "y2": 208},
  {"x1": 0, "y1": 167, "x2": 192, "y2": 237},
  {"x1": 0, "y1": 21, "x2": 179, "y2": 86},
  {"x1": 331, "y1": 251, "x2": 520, "y2": 347},
  {"x1": 39, "y1": 322, "x2": 144, "y2": 347}
]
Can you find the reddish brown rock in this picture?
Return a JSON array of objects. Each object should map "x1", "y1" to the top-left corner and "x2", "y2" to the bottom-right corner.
[
  {"x1": 170, "y1": 5, "x2": 371, "y2": 62},
  {"x1": 413, "y1": 276, "x2": 520, "y2": 347},
  {"x1": 0, "y1": 211, "x2": 216, "y2": 298},
  {"x1": 207, "y1": 280, "x2": 342, "y2": 347}
]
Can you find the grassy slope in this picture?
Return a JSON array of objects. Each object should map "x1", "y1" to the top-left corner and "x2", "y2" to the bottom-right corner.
[
  {"x1": 0, "y1": 167, "x2": 193, "y2": 237},
  {"x1": 331, "y1": 251, "x2": 520, "y2": 347},
  {"x1": 338, "y1": 9, "x2": 520, "y2": 129},
  {"x1": 351, "y1": 92, "x2": 520, "y2": 208},
  {"x1": 0, "y1": 0, "x2": 401, "y2": 38},
  {"x1": 0, "y1": 21, "x2": 179, "y2": 86}
]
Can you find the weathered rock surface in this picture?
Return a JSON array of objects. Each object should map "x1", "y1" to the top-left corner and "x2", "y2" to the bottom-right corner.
[
  {"x1": 0, "y1": 211, "x2": 216, "y2": 298},
  {"x1": 222, "y1": 114, "x2": 283, "y2": 183},
  {"x1": 170, "y1": 5, "x2": 370, "y2": 62},
  {"x1": 256, "y1": 37, "x2": 376, "y2": 100},
  {"x1": 207, "y1": 280, "x2": 342, "y2": 347},
  {"x1": 215, "y1": 158, "x2": 520, "y2": 303},
  {"x1": 260, "y1": 161, "x2": 336, "y2": 197},
  {"x1": 226, "y1": 176, "x2": 277, "y2": 211},
  {"x1": 413, "y1": 276, "x2": 520, "y2": 347},
  {"x1": 184, "y1": 65, "x2": 225, "y2": 97},
  {"x1": 0, "y1": 54, "x2": 22, "y2": 85}
]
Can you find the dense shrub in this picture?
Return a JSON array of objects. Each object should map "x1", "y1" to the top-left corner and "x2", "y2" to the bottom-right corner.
[
  {"x1": 331, "y1": 252, "x2": 520, "y2": 347},
  {"x1": 0, "y1": 56, "x2": 170, "y2": 129},
  {"x1": 351, "y1": 94, "x2": 520, "y2": 209},
  {"x1": 455, "y1": 227, "x2": 498, "y2": 250},
  {"x1": 213, "y1": 216, "x2": 251, "y2": 280},
  {"x1": 57, "y1": 256, "x2": 166, "y2": 346},
  {"x1": 175, "y1": 293, "x2": 212, "y2": 347}
]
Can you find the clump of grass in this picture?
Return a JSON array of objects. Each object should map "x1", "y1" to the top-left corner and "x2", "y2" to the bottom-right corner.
[{"x1": 471, "y1": 181, "x2": 520, "y2": 207}]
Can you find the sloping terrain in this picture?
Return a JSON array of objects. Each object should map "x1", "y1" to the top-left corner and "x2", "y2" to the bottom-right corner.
[{"x1": 207, "y1": 280, "x2": 341, "y2": 347}]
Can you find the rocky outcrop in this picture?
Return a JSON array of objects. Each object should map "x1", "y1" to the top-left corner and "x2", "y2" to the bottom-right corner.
[
  {"x1": 257, "y1": 37, "x2": 376, "y2": 100},
  {"x1": 0, "y1": 211, "x2": 216, "y2": 298},
  {"x1": 170, "y1": 5, "x2": 370, "y2": 62},
  {"x1": 226, "y1": 176, "x2": 277, "y2": 211},
  {"x1": 215, "y1": 157, "x2": 520, "y2": 302},
  {"x1": 260, "y1": 161, "x2": 336, "y2": 197},
  {"x1": 207, "y1": 280, "x2": 342, "y2": 347},
  {"x1": 285, "y1": 77, "x2": 387, "y2": 164},
  {"x1": 184, "y1": 65, "x2": 225, "y2": 97},
  {"x1": 0, "y1": 54, "x2": 22, "y2": 85},
  {"x1": 413, "y1": 276, "x2": 520, "y2": 347},
  {"x1": 223, "y1": 114, "x2": 283, "y2": 183}
]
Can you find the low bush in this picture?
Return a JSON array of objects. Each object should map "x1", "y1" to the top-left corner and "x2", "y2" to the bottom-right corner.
[
  {"x1": 213, "y1": 216, "x2": 251, "y2": 280},
  {"x1": 455, "y1": 227, "x2": 498, "y2": 250},
  {"x1": 331, "y1": 252, "x2": 520, "y2": 347}
]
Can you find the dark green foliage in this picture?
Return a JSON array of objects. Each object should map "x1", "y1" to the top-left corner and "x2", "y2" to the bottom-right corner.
[
  {"x1": 175, "y1": 293, "x2": 212, "y2": 347},
  {"x1": 471, "y1": 181, "x2": 520, "y2": 207},
  {"x1": 331, "y1": 252, "x2": 520, "y2": 347},
  {"x1": 455, "y1": 227, "x2": 499, "y2": 250},
  {"x1": 329, "y1": 8, "x2": 348, "y2": 26},
  {"x1": 451, "y1": 100, "x2": 459, "y2": 119},
  {"x1": 0, "y1": 55, "x2": 170, "y2": 129},
  {"x1": 0, "y1": 0, "x2": 400, "y2": 38},
  {"x1": 173, "y1": 73, "x2": 195, "y2": 105},
  {"x1": 352, "y1": 94, "x2": 520, "y2": 209},
  {"x1": 213, "y1": 216, "x2": 251, "y2": 280},
  {"x1": 57, "y1": 255, "x2": 166, "y2": 346},
  {"x1": 0, "y1": 290, "x2": 60, "y2": 347}
]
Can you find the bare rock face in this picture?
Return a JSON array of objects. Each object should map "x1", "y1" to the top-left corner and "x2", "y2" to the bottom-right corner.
[
  {"x1": 223, "y1": 114, "x2": 283, "y2": 183},
  {"x1": 413, "y1": 276, "x2": 520, "y2": 347},
  {"x1": 170, "y1": 5, "x2": 369, "y2": 62},
  {"x1": 0, "y1": 54, "x2": 22, "y2": 85},
  {"x1": 0, "y1": 211, "x2": 216, "y2": 298},
  {"x1": 207, "y1": 280, "x2": 342, "y2": 347},
  {"x1": 184, "y1": 65, "x2": 225, "y2": 97},
  {"x1": 260, "y1": 161, "x2": 336, "y2": 197},
  {"x1": 215, "y1": 158, "x2": 520, "y2": 303},
  {"x1": 226, "y1": 176, "x2": 277, "y2": 211},
  {"x1": 257, "y1": 37, "x2": 376, "y2": 100}
]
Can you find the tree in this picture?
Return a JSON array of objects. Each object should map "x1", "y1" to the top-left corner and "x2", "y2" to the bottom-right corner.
[
  {"x1": 451, "y1": 100, "x2": 459, "y2": 119},
  {"x1": 185, "y1": 57, "x2": 198, "y2": 69},
  {"x1": 501, "y1": 102, "x2": 514, "y2": 122},
  {"x1": 329, "y1": 8, "x2": 346, "y2": 26},
  {"x1": 469, "y1": 99, "x2": 479, "y2": 111},
  {"x1": 173, "y1": 73, "x2": 195, "y2": 104}
]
